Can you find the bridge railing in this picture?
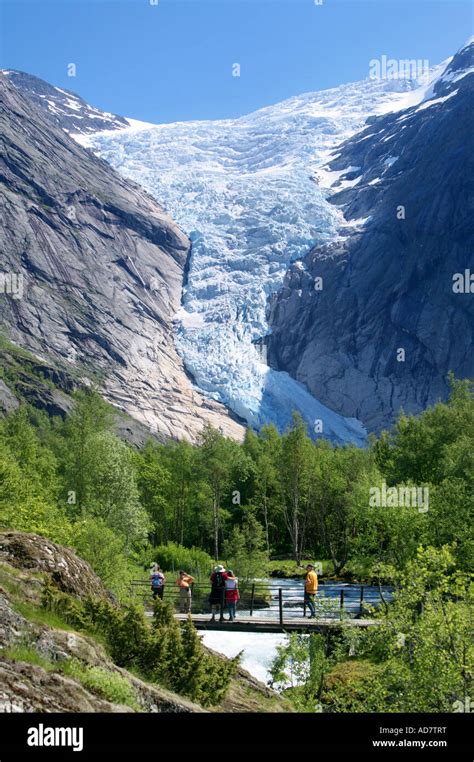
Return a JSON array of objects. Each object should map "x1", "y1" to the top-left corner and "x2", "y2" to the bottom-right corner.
[{"x1": 130, "y1": 579, "x2": 384, "y2": 623}]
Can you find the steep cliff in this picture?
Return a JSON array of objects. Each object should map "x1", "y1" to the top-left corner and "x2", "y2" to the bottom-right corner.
[
  {"x1": 267, "y1": 41, "x2": 474, "y2": 432},
  {"x1": 0, "y1": 74, "x2": 243, "y2": 441}
]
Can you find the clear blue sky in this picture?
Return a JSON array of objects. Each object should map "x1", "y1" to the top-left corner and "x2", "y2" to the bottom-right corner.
[{"x1": 0, "y1": 0, "x2": 471, "y2": 123}]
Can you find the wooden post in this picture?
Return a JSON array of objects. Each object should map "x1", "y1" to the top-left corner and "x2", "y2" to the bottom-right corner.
[
  {"x1": 340, "y1": 589, "x2": 344, "y2": 619},
  {"x1": 250, "y1": 583, "x2": 255, "y2": 616},
  {"x1": 279, "y1": 588, "x2": 283, "y2": 625},
  {"x1": 360, "y1": 585, "x2": 364, "y2": 615}
]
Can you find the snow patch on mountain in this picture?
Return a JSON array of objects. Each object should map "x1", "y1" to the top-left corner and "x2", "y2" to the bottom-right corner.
[{"x1": 2, "y1": 70, "x2": 129, "y2": 134}]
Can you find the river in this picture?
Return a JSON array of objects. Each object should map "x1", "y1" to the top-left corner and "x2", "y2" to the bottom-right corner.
[{"x1": 200, "y1": 579, "x2": 392, "y2": 685}]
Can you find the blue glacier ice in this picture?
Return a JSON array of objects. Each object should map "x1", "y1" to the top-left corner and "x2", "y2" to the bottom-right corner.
[{"x1": 77, "y1": 70, "x2": 442, "y2": 444}]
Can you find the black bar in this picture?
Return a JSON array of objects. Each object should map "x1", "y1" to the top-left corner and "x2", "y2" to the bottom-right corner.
[
  {"x1": 340, "y1": 589, "x2": 344, "y2": 619},
  {"x1": 0, "y1": 712, "x2": 471, "y2": 753},
  {"x1": 360, "y1": 584, "x2": 364, "y2": 614},
  {"x1": 279, "y1": 588, "x2": 283, "y2": 625}
]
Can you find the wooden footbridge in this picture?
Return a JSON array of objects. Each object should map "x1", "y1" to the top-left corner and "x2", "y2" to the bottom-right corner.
[
  {"x1": 132, "y1": 579, "x2": 382, "y2": 633},
  {"x1": 171, "y1": 613, "x2": 377, "y2": 633}
]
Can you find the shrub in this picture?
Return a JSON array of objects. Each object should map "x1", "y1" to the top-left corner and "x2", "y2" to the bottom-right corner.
[
  {"x1": 41, "y1": 581, "x2": 90, "y2": 631},
  {"x1": 41, "y1": 585, "x2": 238, "y2": 707},
  {"x1": 72, "y1": 518, "x2": 128, "y2": 591},
  {"x1": 152, "y1": 542, "x2": 214, "y2": 577},
  {"x1": 62, "y1": 659, "x2": 140, "y2": 710}
]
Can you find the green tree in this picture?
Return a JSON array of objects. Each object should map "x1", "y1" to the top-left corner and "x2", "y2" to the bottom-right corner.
[
  {"x1": 134, "y1": 440, "x2": 172, "y2": 544},
  {"x1": 0, "y1": 414, "x2": 70, "y2": 543},
  {"x1": 310, "y1": 445, "x2": 379, "y2": 574},
  {"x1": 371, "y1": 377, "x2": 473, "y2": 571},
  {"x1": 198, "y1": 426, "x2": 234, "y2": 559},
  {"x1": 223, "y1": 510, "x2": 268, "y2": 583},
  {"x1": 244, "y1": 425, "x2": 281, "y2": 553},
  {"x1": 163, "y1": 439, "x2": 196, "y2": 546},
  {"x1": 2, "y1": 406, "x2": 60, "y2": 500},
  {"x1": 360, "y1": 546, "x2": 473, "y2": 712},
  {"x1": 62, "y1": 389, "x2": 114, "y2": 514},
  {"x1": 73, "y1": 517, "x2": 129, "y2": 590},
  {"x1": 279, "y1": 413, "x2": 313, "y2": 562},
  {"x1": 83, "y1": 431, "x2": 149, "y2": 547},
  {"x1": 373, "y1": 376, "x2": 474, "y2": 486}
]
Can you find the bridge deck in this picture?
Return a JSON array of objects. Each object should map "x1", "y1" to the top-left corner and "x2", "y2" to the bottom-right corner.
[{"x1": 145, "y1": 612, "x2": 378, "y2": 633}]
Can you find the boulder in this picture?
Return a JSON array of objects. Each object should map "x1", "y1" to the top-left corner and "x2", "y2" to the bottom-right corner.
[{"x1": 0, "y1": 531, "x2": 110, "y2": 601}]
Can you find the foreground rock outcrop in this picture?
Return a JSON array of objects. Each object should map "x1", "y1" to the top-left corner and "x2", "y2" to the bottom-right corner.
[
  {"x1": 0, "y1": 531, "x2": 290, "y2": 713},
  {"x1": 0, "y1": 531, "x2": 110, "y2": 601},
  {"x1": 0, "y1": 74, "x2": 243, "y2": 442},
  {"x1": 0, "y1": 661, "x2": 135, "y2": 713}
]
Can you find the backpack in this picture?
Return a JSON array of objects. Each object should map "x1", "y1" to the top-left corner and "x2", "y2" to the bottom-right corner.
[
  {"x1": 214, "y1": 572, "x2": 225, "y2": 588},
  {"x1": 151, "y1": 573, "x2": 164, "y2": 589}
]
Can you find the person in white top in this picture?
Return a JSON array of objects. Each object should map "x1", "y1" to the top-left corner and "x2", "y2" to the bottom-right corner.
[{"x1": 224, "y1": 570, "x2": 240, "y2": 621}]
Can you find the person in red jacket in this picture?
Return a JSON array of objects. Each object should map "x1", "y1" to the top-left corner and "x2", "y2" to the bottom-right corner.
[{"x1": 224, "y1": 570, "x2": 240, "y2": 622}]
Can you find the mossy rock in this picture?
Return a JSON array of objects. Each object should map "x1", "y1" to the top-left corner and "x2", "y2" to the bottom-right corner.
[{"x1": 0, "y1": 531, "x2": 112, "y2": 601}]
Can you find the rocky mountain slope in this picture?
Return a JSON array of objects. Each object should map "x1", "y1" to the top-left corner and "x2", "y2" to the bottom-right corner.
[
  {"x1": 267, "y1": 40, "x2": 474, "y2": 432},
  {"x1": 0, "y1": 531, "x2": 202, "y2": 712},
  {"x1": 0, "y1": 74, "x2": 243, "y2": 442}
]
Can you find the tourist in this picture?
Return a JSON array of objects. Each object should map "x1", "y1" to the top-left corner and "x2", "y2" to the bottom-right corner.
[
  {"x1": 224, "y1": 570, "x2": 240, "y2": 621},
  {"x1": 176, "y1": 570, "x2": 194, "y2": 613},
  {"x1": 209, "y1": 565, "x2": 228, "y2": 622},
  {"x1": 150, "y1": 564, "x2": 165, "y2": 600},
  {"x1": 304, "y1": 563, "x2": 318, "y2": 618}
]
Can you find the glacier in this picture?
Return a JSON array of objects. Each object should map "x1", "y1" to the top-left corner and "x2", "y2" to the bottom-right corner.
[{"x1": 76, "y1": 69, "x2": 445, "y2": 445}]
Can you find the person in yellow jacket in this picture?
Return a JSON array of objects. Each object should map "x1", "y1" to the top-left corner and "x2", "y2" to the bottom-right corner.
[{"x1": 304, "y1": 564, "x2": 318, "y2": 618}]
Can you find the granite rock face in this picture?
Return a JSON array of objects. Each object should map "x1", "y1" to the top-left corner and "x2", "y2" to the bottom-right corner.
[
  {"x1": 267, "y1": 43, "x2": 474, "y2": 433},
  {"x1": 0, "y1": 75, "x2": 243, "y2": 441}
]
